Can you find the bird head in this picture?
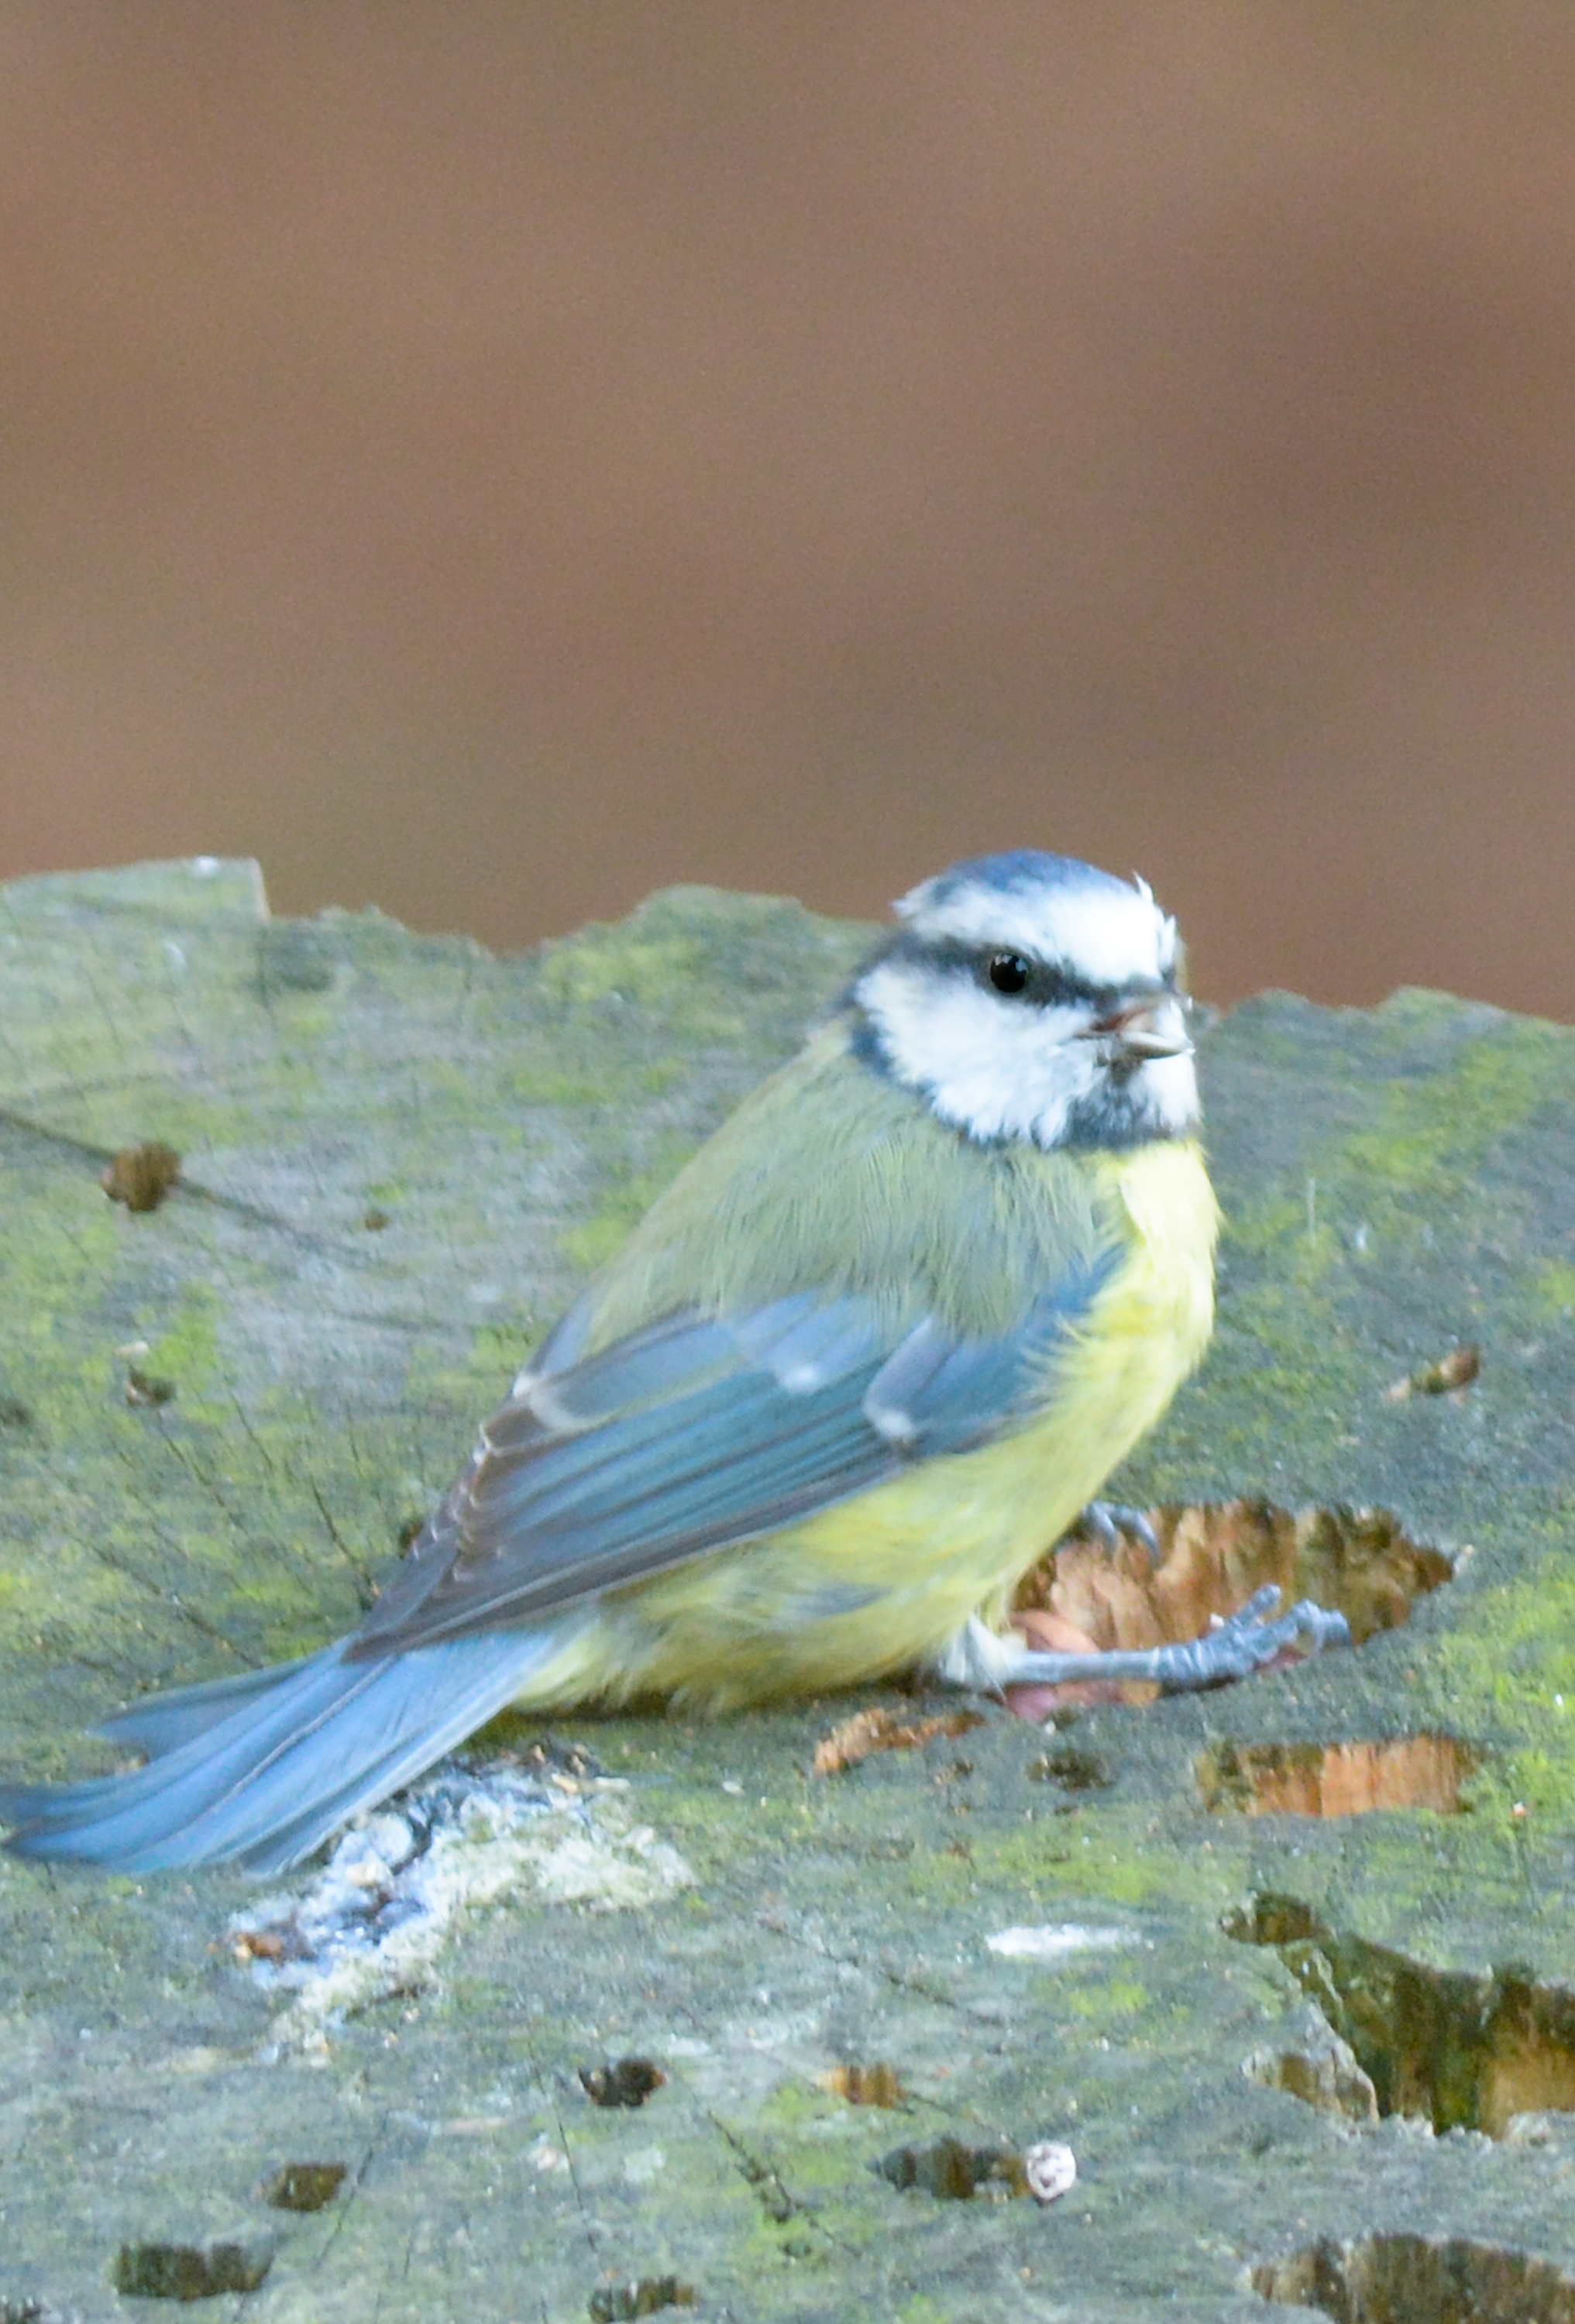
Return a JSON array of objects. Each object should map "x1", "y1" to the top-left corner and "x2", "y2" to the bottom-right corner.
[{"x1": 850, "y1": 850, "x2": 1198, "y2": 1150}]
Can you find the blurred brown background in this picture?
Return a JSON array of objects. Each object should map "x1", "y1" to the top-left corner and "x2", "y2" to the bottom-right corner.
[{"x1": 2, "y1": 4, "x2": 1573, "y2": 1012}]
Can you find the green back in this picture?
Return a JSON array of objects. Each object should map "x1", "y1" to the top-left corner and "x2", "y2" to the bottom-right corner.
[{"x1": 584, "y1": 1024, "x2": 1124, "y2": 1349}]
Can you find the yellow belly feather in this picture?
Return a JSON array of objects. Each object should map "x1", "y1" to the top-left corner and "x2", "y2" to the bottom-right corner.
[{"x1": 511, "y1": 1138, "x2": 1217, "y2": 1715}]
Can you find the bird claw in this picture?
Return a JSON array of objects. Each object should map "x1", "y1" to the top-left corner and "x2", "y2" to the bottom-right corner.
[
  {"x1": 1164, "y1": 1585, "x2": 1351, "y2": 1688},
  {"x1": 1073, "y1": 1501, "x2": 1161, "y2": 1566},
  {"x1": 943, "y1": 1586, "x2": 1352, "y2": 1700}
]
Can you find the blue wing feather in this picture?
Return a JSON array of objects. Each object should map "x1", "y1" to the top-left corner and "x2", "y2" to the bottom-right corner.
[{"x1": 352, "y1": 1253, "x2": 1113, "y2": 1652}]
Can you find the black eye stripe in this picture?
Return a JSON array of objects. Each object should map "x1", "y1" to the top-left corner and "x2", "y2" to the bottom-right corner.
[
  {"x1": 877, "y1": 933, "x2": 1078, "y2": 1002},
  {"x1": 975, "y1": 949, "x2": 1084, "y2": 1007},
  {"x1": 857, "y1": 930, "x2": 1170, "y2": 1012}
]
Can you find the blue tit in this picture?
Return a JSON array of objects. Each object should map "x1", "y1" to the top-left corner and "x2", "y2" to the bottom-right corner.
[{"x1": 0, "y1": 849, "x2": 1346, "y2": 1874}]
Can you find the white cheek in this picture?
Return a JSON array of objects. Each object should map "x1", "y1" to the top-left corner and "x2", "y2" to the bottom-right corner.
[
  {"x1": 857, "y1": 959, "x2": 1202, "y2": 1148},
  {"x1": 857, "y1": 964, "x2": 1095, "y2": 1146}
]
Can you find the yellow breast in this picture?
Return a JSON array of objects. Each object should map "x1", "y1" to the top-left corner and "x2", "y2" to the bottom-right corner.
[{"x1": 524, "y1": 1137, "x2": 1219, "y2": 1714}]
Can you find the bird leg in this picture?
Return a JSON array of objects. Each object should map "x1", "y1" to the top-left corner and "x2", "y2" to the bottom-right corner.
[{"x1": 937, "y1": 1584, "x2": 1351, "y2": 1699}]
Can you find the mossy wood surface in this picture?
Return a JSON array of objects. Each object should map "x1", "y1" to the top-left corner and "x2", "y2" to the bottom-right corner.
[{"x1": 3, "y1": 861, "x2": 1575, "y2": 2321}]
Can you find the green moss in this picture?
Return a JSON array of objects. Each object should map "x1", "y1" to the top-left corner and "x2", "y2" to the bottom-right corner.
[
  {"x1": 1532, "y1": 1261, "x2": 1575, "y2": 1319},
  {"x1": 896, "y1": 1846, "x2": 978, "y2": 1910},
  {"x1": 1061, "y1": 1975, "x2": 1150, "y2": 2019},
  {"x1": 982, "y1": 1813, "x2": 1234, "y2": 1919},
  {"x1": 143, "y1": 1282, "x2": 224, "y2": 1403},
  {"x1": 755, "y1": 2082, "x2": 837, "y2": 2134},
  {"x1": 559, "y1": 1139, "x2": 705, "y2": 1274},
  {"x1": 1339, "y1": 1018, "x2": 1561, "y2": 1202},
  {"x1": 537, "y1": 929, "x2": 711, "y2": 1012}
]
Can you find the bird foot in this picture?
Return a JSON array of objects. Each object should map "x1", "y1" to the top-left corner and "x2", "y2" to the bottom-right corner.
[
  {"x1": 1070, "y1": 1501, "x2": 1161, "y2": 1565},
  {"x1": 937, "y1": 1586, "x2": 1351, "y2": 1700}
]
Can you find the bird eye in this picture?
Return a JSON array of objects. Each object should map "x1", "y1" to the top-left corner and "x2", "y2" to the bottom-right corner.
[{"x1": 987, "y1": 952, "x2": 1031, "y2": 995}]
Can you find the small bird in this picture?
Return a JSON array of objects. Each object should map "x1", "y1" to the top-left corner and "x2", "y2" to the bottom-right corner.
[{"x1": 0, "y1": 850, "x2": 1344, "y2": 1872}]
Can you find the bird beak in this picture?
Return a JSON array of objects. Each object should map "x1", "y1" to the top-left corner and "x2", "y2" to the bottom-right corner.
[{"x1": 1078, "y1": 992, "x2": 1192, "y2": 1064}]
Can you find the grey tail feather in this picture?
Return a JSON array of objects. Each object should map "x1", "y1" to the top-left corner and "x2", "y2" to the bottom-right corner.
[{"x1": 0, "y1": 1628, "x2": 566, "y2": 1875}]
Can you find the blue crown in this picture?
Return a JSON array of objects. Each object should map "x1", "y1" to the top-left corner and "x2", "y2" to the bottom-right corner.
[{"x1": 921, "y1": 850, "x2": 1131, "y2": 905}]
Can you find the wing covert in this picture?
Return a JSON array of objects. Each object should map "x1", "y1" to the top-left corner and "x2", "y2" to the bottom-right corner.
[{"x1": 350, "y1": 1252, "x2": 1114, "y2": 1655}]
